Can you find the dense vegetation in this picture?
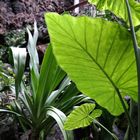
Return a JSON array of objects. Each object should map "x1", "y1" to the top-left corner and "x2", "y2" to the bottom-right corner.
[{"x1": 0, "y1": 0, "x2": 140, "y2": 140}]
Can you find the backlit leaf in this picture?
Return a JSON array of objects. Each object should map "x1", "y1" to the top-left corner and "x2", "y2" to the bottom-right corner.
[
  {"x1": 45, "y1": 13, "x2": 137, "y2": 115},
  {"x1": 88, "y1": 0, "x2": 140, "y2": 26},
  {"x1": 64, "y1": 103, "x2": 102, "y2": 130}
]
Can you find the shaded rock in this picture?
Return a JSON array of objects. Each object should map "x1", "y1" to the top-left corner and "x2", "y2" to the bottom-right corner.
[{"x1": 0, "y1": 0, "x2": 65, "y2": 35}]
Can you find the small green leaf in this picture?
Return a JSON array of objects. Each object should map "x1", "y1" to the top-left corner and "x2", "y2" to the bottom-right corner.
[
  {"x1": 88, "y1": 0, "x2": 140, "y2": 26},
  {"x1": 64, "y1": 103, "x2": 102, "y2": 130}
]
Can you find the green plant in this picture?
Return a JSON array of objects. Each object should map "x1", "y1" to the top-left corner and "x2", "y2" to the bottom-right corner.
[
  {"x1": 45, "y1": 0, "x2": 140, "y2": 139},
  {"x1": 0, "y1": 21, "x2": 90, "y2": 140},
  {"x1": 5, "y1": 29, "x2": 26, "y2": 47},
  {"x1": 64, "y1": 103, "x2": 119, "y2": 140}
]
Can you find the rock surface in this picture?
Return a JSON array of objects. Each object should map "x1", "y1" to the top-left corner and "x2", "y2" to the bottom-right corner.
[{"x1": 0, "y1": 0, "x2": 66, "y2": 35}]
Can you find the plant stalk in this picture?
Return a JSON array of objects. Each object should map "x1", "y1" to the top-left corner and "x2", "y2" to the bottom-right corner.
[
  {"x1": 124, "y1": 99, "x2": 135, "y2": 140},
  {"x1": 125, "y1": 0, "x2": 140, "y2": 140},
  {"x1": 93, "y1": 120, "x2": 119, "y2": 140},
  {"x1": 115, "y1": 88, "x2": 137, "y2": 140}
]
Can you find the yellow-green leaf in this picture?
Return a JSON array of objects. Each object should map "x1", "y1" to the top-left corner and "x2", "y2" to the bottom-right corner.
[
  {"x1": 45, "y1": 13, "x2": 137, "y2": 116},
  {"x1": 88, "y1": 0, "x2": 140, "y2": 26},
  {"x1": 64, "y1": 103, "x2": 102, "y2": 130}
]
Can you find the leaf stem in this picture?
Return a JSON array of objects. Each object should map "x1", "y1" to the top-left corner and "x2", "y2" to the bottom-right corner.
[
  {"x1": 124, "y1": 99, "x2": 134, "y2": 140},
  {"x1": 115, "y1": 87, "x2": 137, "y2": 140},
  {"x1": 93, "y1": 119, "x2": 119, "y2": 140},
  {"x1": 125, "y1": 0, "x2": 140, "y2": 139}
]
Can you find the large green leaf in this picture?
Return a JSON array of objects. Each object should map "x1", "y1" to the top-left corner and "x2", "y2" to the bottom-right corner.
[
  {"x1": 45, "y1": 13, "x2": 137, "y2": 116},
  {"x1": 88, "y1": 0, "x2": 140, "y2": 26},
  {"x1": 64, "y1": 103, "x2": 102, "y2": 130}
]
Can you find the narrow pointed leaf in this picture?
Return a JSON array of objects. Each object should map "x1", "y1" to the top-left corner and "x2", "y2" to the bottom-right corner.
[
  {"x1": 27, "y1": 24, "x2": 39, "y2": 73},
  {"x1": 88, "y1": 0, "x2": 140, "y2": 26},
  {"x1": 35, "y1": 44, "x2": 65, "y2": 115},
  {"x1": 0, "y1": 109, "x2": 22, "y2": 117},
  {"x1": 46, "y1": 77, "x2": 71, "y2": 105},
  {"x1": 11, "y1": 47, "x2": 27, "y2": 98},
  {"x1": 64, "y1": 103, "x2": 102, "y2": 130},
  {"x1": 45, "y1": 13, "x2": 137, "y2": 115},
  {"x1": 27, "y1": 23, "x2": 39, "y2": 94},
  {"x1": 46, "y1": 106, "x2": 74, "y2": 140},
  {"x1": 33, "y1": 20, "x2": 39, "y2": 46}
]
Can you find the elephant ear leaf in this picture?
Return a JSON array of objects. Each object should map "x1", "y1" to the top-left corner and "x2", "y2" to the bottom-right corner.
[
  {"x1": 45, "y1": 13, "x2": 137, "y2": 116},
  {"x1": 88, "y1": 0, "x2": 140, "y2": 26},
  {"x1": 64, "y1": 103, "x2": 102, "y2": 130}
]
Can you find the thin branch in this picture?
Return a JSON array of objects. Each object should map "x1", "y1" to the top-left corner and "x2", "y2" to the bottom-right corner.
[{"x1": 59, "y1": 0, "x2": 88, "y2": 14}]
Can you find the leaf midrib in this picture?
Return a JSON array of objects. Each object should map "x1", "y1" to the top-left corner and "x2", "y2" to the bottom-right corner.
[{"x1": 48, "y1": 15, "x2": 120, "y2": 96}]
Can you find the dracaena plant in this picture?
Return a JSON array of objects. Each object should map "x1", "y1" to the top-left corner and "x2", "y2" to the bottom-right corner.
[
  {"x1": 45, "y1": 0, "x2": 140, "y2": 139},
  {"x1": 0, "y1": 22, "x2": 90, "y2": 140}
]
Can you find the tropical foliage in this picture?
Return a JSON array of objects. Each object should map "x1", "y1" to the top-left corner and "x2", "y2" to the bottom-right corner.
[
  {"x1": 0, "y1": 0, "x2": 140, "y2": 140},
  {"x1": 45, "y1": 13, "x2": 137, "y2": 116},
  {"x1": 0, "y1": 21, "x2": 90, "y2": 140},
  {"x1": 45, "y1": 0, "x2": 140, "y2": 140},
  {"x1": 64, "y1": 103, "x2": 102, "y2": 130}
]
